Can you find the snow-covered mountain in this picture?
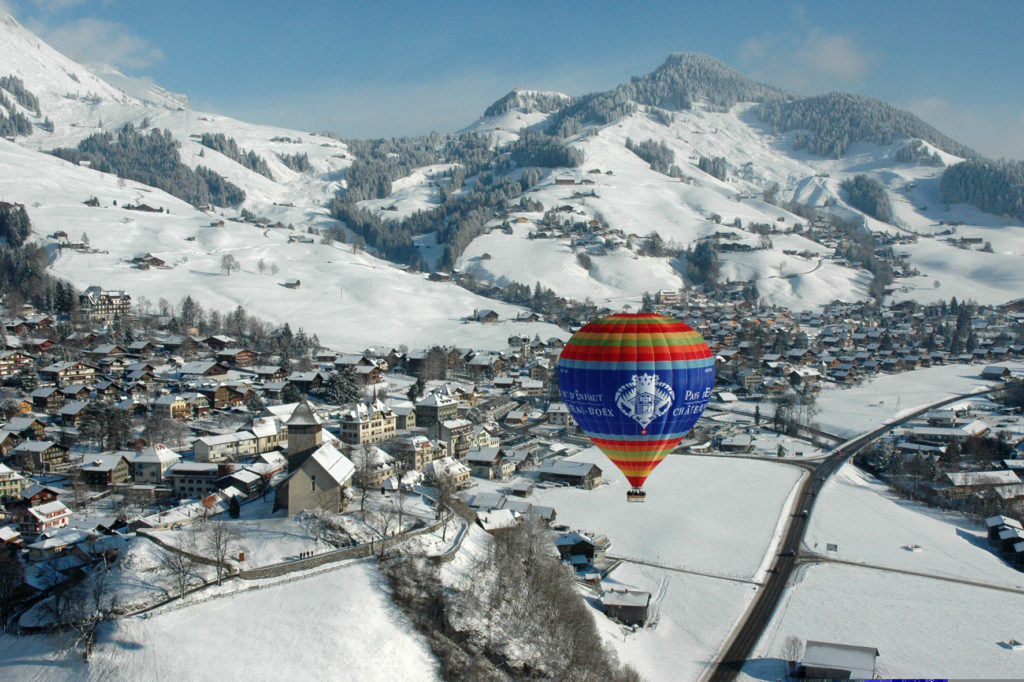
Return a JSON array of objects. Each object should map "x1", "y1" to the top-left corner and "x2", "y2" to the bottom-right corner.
[{"x1": 1, "y1": 13, "x2": 1022, "y2": 353}]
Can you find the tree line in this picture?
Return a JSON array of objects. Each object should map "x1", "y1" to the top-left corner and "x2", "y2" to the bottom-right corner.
[
  {"x1": 199, "y1": 133, "x2": 274, "y2": 180},
  {"x1": 841, "y1": 174, "x2": 894, "y2": 223},
  {"x1": 50, "y1": 124, "x2": 246, "y2": 207},
  {"x1": 941, "y1": 159, "x2": 1024, "y2": 222},
  {"x1": 757, "y1": 92, "x2": 977, "y2": 159}
]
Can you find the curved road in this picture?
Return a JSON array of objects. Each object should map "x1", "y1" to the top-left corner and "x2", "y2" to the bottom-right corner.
[{"x1": 705, "y1": 387, "x2": 997, "y2": 682}]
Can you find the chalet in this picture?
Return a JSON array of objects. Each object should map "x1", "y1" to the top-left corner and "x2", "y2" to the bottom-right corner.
[
  {"x1": 154, "y1": 394, "x2": 191, "y2": 420},
  {"x1": 981, "y1": 365, "x2": 1012, "y2": 381},
  {"x1": 785, "y1": 348, "x2": 817, "y2": 365},
  {"x1": 12, "y1": 440, "x2": 69, "y2": 473},
  {"x1": 30, "y1": 386, "x2": 64, "y2": 414},
  {"x1": 80, "y1": 453, "x2": 132, "y2": 486},
  {"x1": 199, "y1": 384, "x2": 246, "y2": 410},
  {"x1": 132, "y1": 253, "x2": 166, "y2": 268},
  {"x1": 202, "y1": 335, "x2": 237, "y2": 352},
  {"x1": 422, "y1": 456, "x2": 471, "y2": 489},
  {"x1": 4, "y1": 416, "x2": 45, "y2": 439},
  {"x1": 126, "y1": 340, "x2": 155, "y2": 357},
  {"x1": 474, "y1": 309, "x2": 500, "y2": 324},
  {"x1": 252, "y1": 365, "x2": 288, "y2": 382},
  {"x1": 536, "y1": 460, "x2": 602, "y2": 489},
  {"x1": 287, "y1": 370, "x2": 329, "y2": 393},
  {"x1": 176, "y1": 358, "x2": 230, "y2": 378},
  {"x1": 57, "y1": 401, "x2": 89, "y2": 427},
  {"x1": 468, "y1": 353, "x2": 504, "y2": 380},
  {"x1": 0, "y1": 350, "x2": 34, "y2": 378},
  {"x1": 38, "y1": 361, "x2": 97, "y2": 386},
  {"x1": 20, "y1": 500, "x2": 71, "y2": 537},
  {"x1": 22, "y1": 337, "x2": 56, "y2": 354},
  {"x1": 85, "y1": 344, "x2": 127, "y2": 361},
  {"x1": 60, "y1": 384, "x2": 91, "y2": 401},
  {"x1": 935, "y1": 470, "x2": 1021, "y2": 503},
  {"x1": 168, "y1": 387, "x2": 197, "y2": 416},
  {"x1": 546, "y1": 402, "x2": 575, "y2": 427},
  {"x1": 465, "y1": 447, "x2": 515, "y2": 480},
  {"x1": 736, "y1": 368, "x2": 764, "y2": 392},
  {"x1": 217, "y1": 348, "x2": 259, "y2": 367},
  {"x1": 602, "y1": 589, "x2": 651, "y2": 627}
]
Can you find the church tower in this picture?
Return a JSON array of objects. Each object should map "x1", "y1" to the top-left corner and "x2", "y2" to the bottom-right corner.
[{"x1": 286, "y1": 399, "x2": 323, "y2": 469}]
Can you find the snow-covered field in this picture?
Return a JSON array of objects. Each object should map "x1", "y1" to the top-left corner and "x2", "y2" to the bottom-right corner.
[
  {"x1": 88, "y1": 562, "x2": 440, "y2": 682},
  {"x1": 806, "y1": 464, "x2": 1024, "y2": 588},
  {"x1": 739, "y1": 457, "x2": 1024, "y2": 680},
  {"x1": 742, "y1": 562, "x2": 1024, "y2": 680},
  {"x1": 813, "y1": 362, "x2": 1024, "y2": 438},
  {"x1": 534, "y1": 448, "x2": 804, "y2": 581},
  {"x1": 597, "y1": 562, "x2": 757, "y2": 682}
]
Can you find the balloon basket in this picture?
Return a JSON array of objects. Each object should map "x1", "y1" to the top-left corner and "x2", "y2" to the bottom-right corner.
[{"x1": 626, "y1": 488, "x2": 646, "y2": 503}]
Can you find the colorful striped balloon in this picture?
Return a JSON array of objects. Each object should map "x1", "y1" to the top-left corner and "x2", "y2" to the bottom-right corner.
[{"x1": 557, "y1": 313, "x2": 715, "y2": 498}]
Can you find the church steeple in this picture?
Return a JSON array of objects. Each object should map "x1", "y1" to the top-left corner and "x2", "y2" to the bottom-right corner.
[{"x1": 286, "y1": 399, "x2": 323, "y2": 467}]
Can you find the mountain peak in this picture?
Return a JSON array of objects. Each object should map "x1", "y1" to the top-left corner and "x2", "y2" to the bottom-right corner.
[{"x1": 483, "y1": 88, "x2": 572, "y2": 118}]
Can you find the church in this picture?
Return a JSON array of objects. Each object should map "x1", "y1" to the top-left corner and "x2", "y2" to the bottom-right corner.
[{"x1": 273, "y1": 400, "x2": 355, "y2": 515}]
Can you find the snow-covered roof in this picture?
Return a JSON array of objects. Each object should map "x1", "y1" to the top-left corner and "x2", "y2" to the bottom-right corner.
[
  {"x1": 308, "y1": 442, "x2": 355, "y2": 487},
  {"x1": 602, "y1": 589, "x2": 650, "y2": 608},
  {"x1": 132, "y1": 443, "x2": 181, "y2": 465}
]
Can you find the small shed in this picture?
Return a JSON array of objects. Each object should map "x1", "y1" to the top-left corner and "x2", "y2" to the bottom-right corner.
[
  {"x1": 602, "y1": 589, "x2": 651, "y2": 626},
  {"x1": 283, "y1": 279, "x2": 301, "y2": 289},
  {"x1": 800, "y1": 640, "x2": 879, "y2": 679}
]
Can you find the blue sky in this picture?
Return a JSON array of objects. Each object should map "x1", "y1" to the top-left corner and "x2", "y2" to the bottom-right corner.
[{"x1": 6, "y1": 0, "x2": 1024, "y2": 158}]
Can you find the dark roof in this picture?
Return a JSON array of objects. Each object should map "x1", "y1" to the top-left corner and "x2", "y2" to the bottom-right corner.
[{"x1": 286, "y1": 399, "x2": 320, "y2": 427}]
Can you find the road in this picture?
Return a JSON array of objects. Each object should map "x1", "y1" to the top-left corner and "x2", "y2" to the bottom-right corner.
[{"x1": 705, "y1": 387, "x2": 996, "y2": 682}]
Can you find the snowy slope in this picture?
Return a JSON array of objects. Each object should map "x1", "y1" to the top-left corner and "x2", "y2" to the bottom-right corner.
[{"x1": 0, "y1": 139, "x2": 566, "y2": 351}]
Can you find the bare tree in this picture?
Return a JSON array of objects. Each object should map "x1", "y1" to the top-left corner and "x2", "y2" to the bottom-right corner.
[
  {"x1": 352, "y1": 445, "x2": 377, "y2": 514},
  {"x1": 365, "y1": 506, "x2": 397, "y2": 557},
  {"x1": 435, "y1": 474, "x2": 456, "y2": 541},
  {"x1": 220, "y1": 253, "x2": 240, "y2": 275},
  {"x1": 43, "y1": 562, "x2": 115, "y2": 659},
  {"x1": 204, "y1": 520, "x2": 242, "y2": 585},
  {"x1": 161, "y1": 528, "x2": 198, "y2": 598}
]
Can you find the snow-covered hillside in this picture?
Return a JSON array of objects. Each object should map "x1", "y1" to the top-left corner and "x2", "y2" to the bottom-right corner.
[
  {"x1": 2, "y1": 10, "x2": 1023, "y2": 333},
  {"x1": 0, "y1": 14, "x2": 569, "y2": 351}
]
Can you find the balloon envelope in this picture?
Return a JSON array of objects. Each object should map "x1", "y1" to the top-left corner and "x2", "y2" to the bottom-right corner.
[{"x1": 557, "y1": 313, "x2": 715, "y2": 489}]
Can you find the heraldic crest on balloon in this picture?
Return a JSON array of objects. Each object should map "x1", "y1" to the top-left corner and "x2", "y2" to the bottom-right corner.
[
  {"x1": 558, "y1": 312, "x2": 715, "y2": 502},
  {"x1": 615, "y1": 373, "x2": 674, "y2": 432}
]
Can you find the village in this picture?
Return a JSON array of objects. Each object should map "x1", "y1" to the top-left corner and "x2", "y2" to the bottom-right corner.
[{"x1": 0, "y1": 274, "x2": 1020, "y2": 657}]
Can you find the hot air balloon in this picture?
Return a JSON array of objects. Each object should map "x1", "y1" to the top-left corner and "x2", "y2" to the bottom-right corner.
[{"x1": 557, "y1": 313, "x2": 715, "y2": 502}]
